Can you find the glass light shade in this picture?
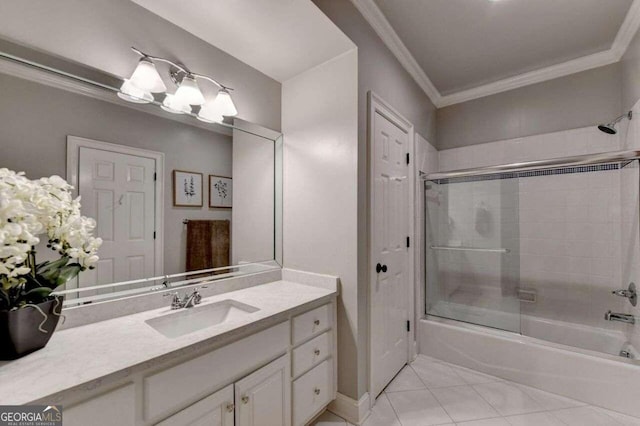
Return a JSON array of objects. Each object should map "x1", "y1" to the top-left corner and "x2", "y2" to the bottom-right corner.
[
  {"x1": 211, "y1": 88, "x2": 238, "y2": 117},
  {"x1": 174, "y1": 75, "x2": 206, "y2": 105},
  {"x1": 197, "y1": 101, "x2": 224, "y2": 123},
  {"x1": 117, "y1": 79, "x2": 153, "y2": 104},
  {"x1": 161, "y1": 93, "x2": 192, "y2": 115},
  {"x1": 129, "y1": 58, "x2": 167, "y2": 93}
]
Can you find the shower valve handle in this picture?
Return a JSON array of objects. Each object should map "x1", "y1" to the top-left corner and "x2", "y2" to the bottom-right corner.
[{"x1": 612, "y1": 283, "x2": 637, "y2": 307}]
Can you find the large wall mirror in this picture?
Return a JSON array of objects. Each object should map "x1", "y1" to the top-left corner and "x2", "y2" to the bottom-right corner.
[{"x1": 0, "y1": 40, "x2": 283, "y2": 307}]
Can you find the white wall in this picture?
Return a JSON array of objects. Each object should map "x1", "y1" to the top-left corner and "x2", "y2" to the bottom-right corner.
[{"x1": 282, "y1": 50, "x2": 359, "y2": 398}]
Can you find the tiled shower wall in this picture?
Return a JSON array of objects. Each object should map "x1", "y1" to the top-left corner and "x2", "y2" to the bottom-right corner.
[{"x1": 435, "y1": 124, "x2": 640, "y2": 350}]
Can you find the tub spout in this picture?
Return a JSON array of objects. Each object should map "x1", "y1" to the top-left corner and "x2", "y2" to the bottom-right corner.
[{"x1": 605, "y1": 310, "x2": 635, "y2": 324}]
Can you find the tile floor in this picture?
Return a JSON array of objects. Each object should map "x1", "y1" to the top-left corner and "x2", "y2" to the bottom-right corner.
[{"x1": 312, "y1": 354, "x2": 640, "y2": 426}]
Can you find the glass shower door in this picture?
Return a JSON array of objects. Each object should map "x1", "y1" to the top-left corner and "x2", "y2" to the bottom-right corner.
[{"x1": 424, "y1": 177, "x2": 521, "y2": 333}]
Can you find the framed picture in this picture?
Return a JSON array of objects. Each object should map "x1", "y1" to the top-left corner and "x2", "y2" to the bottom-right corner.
[
  {"x1": 209, "y1": 175, "x2": 232, "y2": 208},
  {"x1": 173, "y1": 170, "x2": 203, "y2": 207}
]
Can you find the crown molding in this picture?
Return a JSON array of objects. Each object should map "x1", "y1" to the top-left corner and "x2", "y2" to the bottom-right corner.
[
  {"x1": 352, "y1": 0, "x2": 640, "y2": 108},
  {"x1": 437, "y1": 49, "x2": 619, "y2": 107},
  {"x1": 351, "y1": 0, "x2": 442, "y2": 106}
]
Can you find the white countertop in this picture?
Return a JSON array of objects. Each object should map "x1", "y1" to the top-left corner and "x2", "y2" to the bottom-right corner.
[{"x1": 0, "y1": 280, "x2": 336, "y2": 405}]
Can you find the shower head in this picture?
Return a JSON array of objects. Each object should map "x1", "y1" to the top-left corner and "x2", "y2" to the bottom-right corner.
[
  {"x1": 598, "y1": 123, "x2": 618, "y2": 135},
  {"x1": 598, "y1": 111, "x2": 633, "y2": 135}
]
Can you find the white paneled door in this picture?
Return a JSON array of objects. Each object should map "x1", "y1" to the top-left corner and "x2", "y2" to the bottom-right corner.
[
  {"x1": 371, "y1": 107, "x2": 411, "y2": 398},
  {"x1": 78, "y1": 147, "x2": 156, "y2": 292}
]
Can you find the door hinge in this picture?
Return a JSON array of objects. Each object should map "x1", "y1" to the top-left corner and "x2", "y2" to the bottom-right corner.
[
  {"x1": 406, "y1": 320, "x2": 411, "y2": 332},
  {"x1": 153, "y1": 231, "x2": 156, "y2": 240},
  {"x1": 154, "y1": 172, "x2": 157, "y2": 181},
  {"x1": 406, "y1": 153, "x2": 410, "y2": 165},
  {"x1": 406, "y1": 236, "x2": 410, "y2": 248}
]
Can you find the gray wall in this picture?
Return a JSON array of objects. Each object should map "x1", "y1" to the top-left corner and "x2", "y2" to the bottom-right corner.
[
  {"x1": 622, "y1": 28, "x2": 640, "y2": 111},
  {"x1": 312, "y1": 0, "x2": 437, "y2": 399},
  {"x1": 0, "y1": 0, "x2": 281, "y2": 132},
  {"x1": 437, "y1": 63, "x2": 623, "y2": 149},
  {"x1": 0, "y1": 73, "x2": 233, "y2": 276}
]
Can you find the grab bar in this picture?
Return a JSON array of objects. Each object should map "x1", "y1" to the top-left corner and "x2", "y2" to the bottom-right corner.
[{"x1": 430, "y1": 245, "x2": 510, "y2": 254}]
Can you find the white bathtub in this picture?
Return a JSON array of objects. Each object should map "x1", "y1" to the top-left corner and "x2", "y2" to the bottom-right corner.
[
  {"x1": 418, "y1": 316, "x2": 640, "y2": 417},
  {"x1": 429, "y1": 300, "x2": 638, "y2": 359}
]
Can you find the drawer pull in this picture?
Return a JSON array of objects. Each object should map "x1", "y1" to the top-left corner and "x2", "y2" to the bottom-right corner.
[
  {"x1": 314, "y1": 319, "x2": 320, "y2": 326},
  {"x1": 226, "y1": 403, "x2": 235, "y2": 412},
  {"x1": 314, "y1": 387, "x2": 321, "y2": 395},
  {"x1": 314, "y1": 349, "x2": 321, "y2": 356},
  {"x1": 241, "y1": 395, "x2": 250, "y2": 404}
]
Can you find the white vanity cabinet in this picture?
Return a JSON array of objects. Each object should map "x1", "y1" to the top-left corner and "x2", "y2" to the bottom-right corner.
[
  {"x1": 291, "y1": 304, "x2": 336, "y2": 426},
  {"x1": 61, "y1": 298, "x2": 336, "y2": 426},
  {"x1": 156, "y1": 385, "x2": 234, "y2": 426},
  {"x1": 235, "y1": 355, "x2": 290, "y2": 426}
]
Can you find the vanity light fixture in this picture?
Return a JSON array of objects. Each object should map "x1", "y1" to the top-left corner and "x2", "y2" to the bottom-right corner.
[
  {"x1": 120, "y1": 47, "x2": 238, "y2": 123},
  {"x1": 117, "y1": 79, "x2": 154, "y2": 104},
  {"x1": 161, "y1": 93, "x2": 192, "y2": 115}
]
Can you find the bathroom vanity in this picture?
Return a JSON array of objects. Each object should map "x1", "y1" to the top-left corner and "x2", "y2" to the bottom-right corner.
[{"x1": 0, "y1": 272, "x2": 338, "y2": 426}]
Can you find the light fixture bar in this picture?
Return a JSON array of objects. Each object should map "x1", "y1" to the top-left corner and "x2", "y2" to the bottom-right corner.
[{"x1": 130, "y1": 47, "x2": 232, "y2": 90}]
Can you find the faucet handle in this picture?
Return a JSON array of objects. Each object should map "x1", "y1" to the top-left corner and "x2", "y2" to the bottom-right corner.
[{"x1": 163, "y1": 292, "x2": 182, "y2": 309}]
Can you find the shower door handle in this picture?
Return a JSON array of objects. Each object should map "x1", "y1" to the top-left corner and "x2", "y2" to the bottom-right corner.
[{"x1": 376, "y1": 263, "x2": 387, "y2": 274}]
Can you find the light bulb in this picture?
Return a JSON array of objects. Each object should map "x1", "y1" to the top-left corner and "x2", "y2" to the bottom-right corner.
[
  {"x1": 197, "y1": 100, "x2": 224, "y2": 123},
  {"x1": 174, "y1": 75, "x2": 205, "y2": 105},
  {"x1": 129, "y1": 58, "x2": 167, "y2": 93},
  {"x1": 210, "y1": 88, "x2": 238, "y2": 117},
  {"x1": 161, "y1": 93, "x2": 192, "y2": 115},
  {"x1": 117, "y1": 79, "x2": 153, "y2": 104}
]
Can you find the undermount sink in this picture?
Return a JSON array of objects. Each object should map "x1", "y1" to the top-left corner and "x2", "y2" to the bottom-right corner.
[{"x1": 145, "y1": 299, "x2": 260, "y2": 338}]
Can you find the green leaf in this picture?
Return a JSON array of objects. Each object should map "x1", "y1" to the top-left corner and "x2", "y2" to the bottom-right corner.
[
  {"x1": 36, "y1": 256, "x2": 69, "y2": 276},
  {"x1": 14, "y1": 287, "x2": 52, "y2": 305},
  {"x1": 55, "y1": 264, "x2": 82, "y2": 288}
]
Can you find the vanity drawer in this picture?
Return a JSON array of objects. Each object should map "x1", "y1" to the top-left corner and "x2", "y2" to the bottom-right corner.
[
  {"x1": 292, "y1": 303, "x2": 331, "y2": 345},
  {"x1": 292, "y1": 331, "x2": 331, "y2": 377},
  {"x1": 292, "y1": 359, "x2": 333, "y2": 426}
]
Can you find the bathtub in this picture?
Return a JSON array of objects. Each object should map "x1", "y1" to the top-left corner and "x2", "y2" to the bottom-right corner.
[
  {"x1": 418, "y1": 316, "x2": 640, "y2": 417},
  {"x1": 429, "y1": 300, "x2": 638, "y2": 359}
]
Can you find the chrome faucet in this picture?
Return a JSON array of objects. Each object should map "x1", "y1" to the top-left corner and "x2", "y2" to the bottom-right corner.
[
  {"x1": 163, "y1": 287, "x2": 205, "y2": 310},
  {"x1": 605, "y1": 310, "x2": 635, "y2": 324},
  {"x1": 181, "y1": 289, "x2": 202, "y2": 309}
]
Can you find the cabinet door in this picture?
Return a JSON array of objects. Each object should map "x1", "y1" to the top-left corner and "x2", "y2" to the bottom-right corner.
[
  {"x1": 156, "y1": 384, "x2": 234, "y2": 426},
  {"x1": 235, "y1": 354, "x2": 291, "y2": 426}
]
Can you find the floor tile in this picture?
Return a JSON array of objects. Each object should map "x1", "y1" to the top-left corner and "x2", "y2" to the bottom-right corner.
[
  {"x1": 514, "y1": 384, "x2": 585, "y2": 411},
  {"x1": 385, "y1": 365, "x2": 426, "y2": 393},
  {"x1": 430, "y1": 385, "x2": 499, "y2": 423},
  {"x1": 362, "y1": 393, "x2": 402, "y2": 426},
  {"x1": 473, "y1": 382, "x2": 543, "y2": 416},
  {"x1": 505, "y1": 412, "x2": 564, "y2": 425},
  {"x1": 386, "y1": 389, "x2": 453, "y2": 426},
  {"x1": 312, "y1": 411, "x2": 349, "y2": 425},
  {"x1": 595, "y1": 408, "x2": 640, "y2": 426},
  {"x1": 410, "y1": 356, "x2": 466, "y2": 388},
  {"x1": 550, "y1": 406, "x2": 620, "y2": 425},
  {"x1": 457, "y1": 418, "x2": 511, "y2": 426},
  {"x1": 451, "y1": 364, "x2": 502, "y2": 385}
]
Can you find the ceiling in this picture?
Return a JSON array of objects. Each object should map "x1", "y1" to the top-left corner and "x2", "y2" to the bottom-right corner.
[
  {"x1": 129, "y1": 0, "x2": 355, "y2": 82},
  {"x1": 358, "y1": 0, "x2": 640, "y2": 107}
]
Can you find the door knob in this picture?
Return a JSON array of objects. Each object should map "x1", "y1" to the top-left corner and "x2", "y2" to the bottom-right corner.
[
  {"x1": 241, "y1": 395, "x2": 249, "y2": 404},
  {"x1": 376, "y1": 263, "x2": 388, "y2": 273}
]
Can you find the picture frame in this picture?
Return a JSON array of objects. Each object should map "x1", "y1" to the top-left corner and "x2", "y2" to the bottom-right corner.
[
  {"x1": 209, "y1": 175, "x2": 233, "y2": 208},
  {"x1": 173, "y1": 170, "x2": 203, "y2": 207}
]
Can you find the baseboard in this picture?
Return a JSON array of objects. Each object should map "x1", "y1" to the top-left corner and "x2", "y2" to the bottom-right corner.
[{"x1": 328, "y1": 392, "x2": 371, "y2": 425}]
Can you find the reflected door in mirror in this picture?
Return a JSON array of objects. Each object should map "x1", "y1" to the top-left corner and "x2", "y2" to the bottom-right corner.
[{"x1": 78, "y1": 147, "x2": 157, "y2": 293}]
